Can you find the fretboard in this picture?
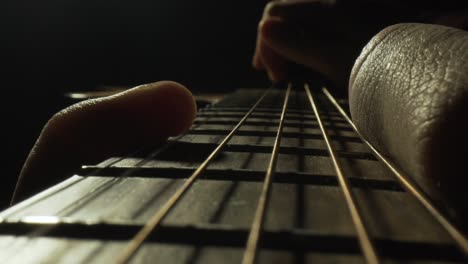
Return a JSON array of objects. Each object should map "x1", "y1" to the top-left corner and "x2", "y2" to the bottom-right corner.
[{"x1": 0, "y1": 85, "x2": 466, "y2": 263}]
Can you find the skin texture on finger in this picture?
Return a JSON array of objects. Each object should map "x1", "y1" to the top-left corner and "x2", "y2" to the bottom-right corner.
[
  {"x1": 12, "y1": 81, "x2": 197, "y2": 204},
  {"x1": 349, "y1": 23, "x2": 468, "y2": 223}
]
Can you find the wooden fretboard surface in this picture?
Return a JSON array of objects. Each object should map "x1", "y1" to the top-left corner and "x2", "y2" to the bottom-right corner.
[{"x1": 0, "y1": 86, "x2": 466, "y2": 263}]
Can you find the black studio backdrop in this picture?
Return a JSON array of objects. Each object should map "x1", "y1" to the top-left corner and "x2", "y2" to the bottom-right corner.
[
  {"x1": 4, "y1": 0, "x2": 269, "y2": 92},
  {"x1": 1, "y1": 0, "x2": 268, "y2": 208}
]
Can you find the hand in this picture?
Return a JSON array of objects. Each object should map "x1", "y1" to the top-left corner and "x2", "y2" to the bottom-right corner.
[
  {"x1": 255, "y1": 1, "x2": 468, "y2": 221},
  {"x1": 253, "y1": 0, "x2": 387, "y2": 87},
  {"x1": 12, "y1": 81, "x2": 197, "y2": 203}
]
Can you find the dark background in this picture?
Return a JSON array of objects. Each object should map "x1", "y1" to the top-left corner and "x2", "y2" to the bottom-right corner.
[{"x1": 1, "y1": 0, "x2": 269, "y2": 208}]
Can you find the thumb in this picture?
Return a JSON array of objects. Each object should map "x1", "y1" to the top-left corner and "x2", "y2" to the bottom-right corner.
[
  {"x1": 12, "y1": 81, "x2": 197, "y2": 203},
  {"x1": 349, "y1": 23, "x2": 468, "y2": 221}
]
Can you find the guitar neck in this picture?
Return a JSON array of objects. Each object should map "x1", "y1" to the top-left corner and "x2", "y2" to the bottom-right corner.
[{"x1": 0, "y1": 85, "x2": 465, "y2": 263}]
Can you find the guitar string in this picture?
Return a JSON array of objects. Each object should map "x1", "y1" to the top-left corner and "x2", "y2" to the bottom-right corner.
[
  {"x1": 304, "y1": 84, "x2": 379, "y2": 264},
  {"x1": 322, "y1": 87, "x2": 468, "y2": 257},
  {"x1": 241, "y1": 84, "x2": 292, "y2": 264},
  {"x1": 115, "y1": 88, "x2": 273, "y2": 264}
]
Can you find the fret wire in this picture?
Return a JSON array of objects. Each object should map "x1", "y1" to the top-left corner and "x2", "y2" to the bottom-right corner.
[
  {"x1": 115, "y1": 88, "x2": 273, "y2": 264},
  {"x1": 241, "y1": 84, "x2": 292, "y2": 264},
  {"x1": 79, "y1": 166, "x2": 404, "y2": 191},
  {"x1": 322, "y1": 87, "x2": 468, "y2": 257},
  {"x1": 131, "y1": 133, "x2": 187, "y2": 168},
  {"x1": 304, "y1": 84, "x2": 379, "y2": 264},
  {"x1": 194, "y1": 120, "x2": 351, "y2": 130}
]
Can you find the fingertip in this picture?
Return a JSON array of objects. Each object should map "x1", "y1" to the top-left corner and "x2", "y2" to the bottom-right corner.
[
  {"x1": 44, "y1": 80, "x2": 198, "y2": 145},
  {"x1": 160, "y1": 81, "x2": 197, "y2": 136},
  {"x1": 129, "y1": 81, "x2": 197, "y2": 137}
]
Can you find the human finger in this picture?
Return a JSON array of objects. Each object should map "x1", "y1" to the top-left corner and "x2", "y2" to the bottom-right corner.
[
  {"x1": 12, "y1": 81, "x2": 197, "y2": 203},
  {"x1": 257, "y1": 18, "x2": 289, "y2": 81},
  {"x1": 349, "y1": 23, "x2": 468, "y2": 222}
]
